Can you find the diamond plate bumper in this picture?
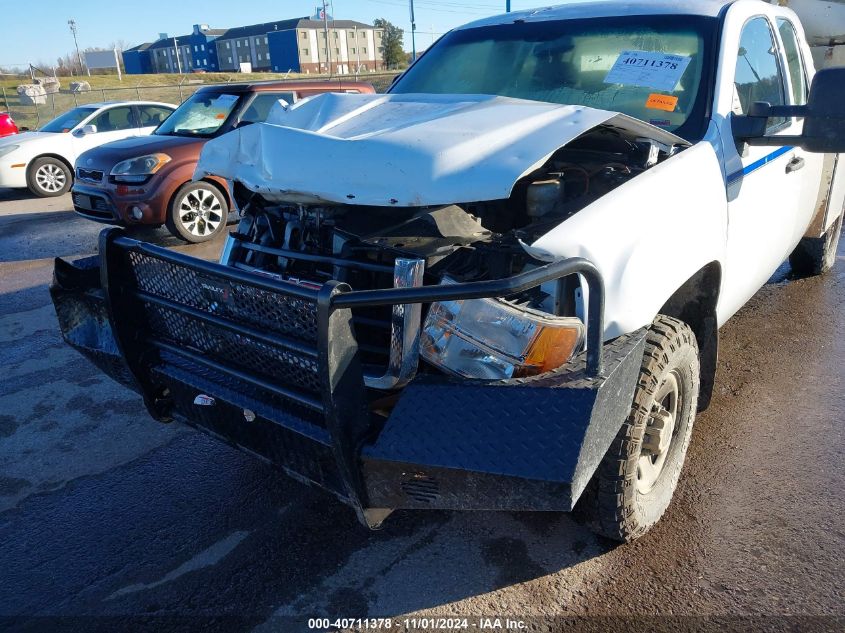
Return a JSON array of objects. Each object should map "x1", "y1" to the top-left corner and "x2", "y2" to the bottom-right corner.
[{"x1": 50, "y1": 228, "x2": 645, "y2": 527}]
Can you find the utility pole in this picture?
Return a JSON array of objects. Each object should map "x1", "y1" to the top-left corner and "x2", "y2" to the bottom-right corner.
[
  {"x1": 173, "y1": 37, "x2": 182, "y2": 74},
  {"x1": 68, "y1": 19, "x2": 89, "y2": 76},
  {"x1": 409, "y1": 0, "x2": 417, "y2": 62},
  {"x1": 506, "y1": 0, "x2": 511, "y2": 12},
  {"x1": 354, "y1": 25, "x2": 361, "y2": 77},
  {"x1": 322, "y1": 0, "x2": 332, "y2": 77}
]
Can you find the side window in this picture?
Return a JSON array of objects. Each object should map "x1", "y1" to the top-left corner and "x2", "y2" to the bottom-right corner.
[
  {"x1": 90, "y1": 106, "x2": 136, "y2": 132},
  {"x1": 138, "y1": 106, "x2": 173, "y2": 128},
  {"x1": 734, "y1": 17, "x2": 786, "y2": 130},
  {"x1": 239, "y1": 92, "x2": 296, "y2": 124},
  {"x1": 777, "y1": 18, "x2": 808, "y2": 106}
]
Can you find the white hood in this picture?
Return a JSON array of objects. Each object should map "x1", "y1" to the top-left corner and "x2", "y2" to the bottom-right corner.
[
  {"x1": 195, "y1": 92, "x2": 685, "y2": 207},
  {"x1": 0, "y1": 131, "x2": 52, "y2": 148}
]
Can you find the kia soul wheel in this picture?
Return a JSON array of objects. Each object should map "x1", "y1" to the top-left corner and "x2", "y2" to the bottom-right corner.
[
  {"x1": 166, "y1": 182, "x2": 228, "y2": 243},
  {"x1": 582, "y1": 315, "x2": 700, "y2": 542}
]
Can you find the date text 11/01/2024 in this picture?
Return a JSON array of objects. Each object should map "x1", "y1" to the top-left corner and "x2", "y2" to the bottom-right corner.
[{"x1": 307, "y1": 617, "x2": 527, "y2": 630}]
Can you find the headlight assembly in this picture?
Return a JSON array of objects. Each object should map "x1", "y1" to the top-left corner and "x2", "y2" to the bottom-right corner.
[
  {"x1": 110, "y1": 153, "x2": 171, "y2": 183},
  {"x1": 420, "y1": 292, "x2": 585, "y2": 380},
  {"x1": 0, "y1": 145, "x2": 20, "y2": 159}
]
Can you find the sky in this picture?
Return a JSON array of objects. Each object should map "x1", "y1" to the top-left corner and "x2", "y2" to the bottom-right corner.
[{"x1": 0, "y1": 0, "x2": 546, "y2": 68}]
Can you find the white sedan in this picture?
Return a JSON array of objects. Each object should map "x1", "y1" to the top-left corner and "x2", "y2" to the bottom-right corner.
[{"x1": 0, "y1": 101, "x2": 175, "y2": 197}]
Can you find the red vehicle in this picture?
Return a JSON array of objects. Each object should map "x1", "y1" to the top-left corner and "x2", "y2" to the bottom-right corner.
[
  {"x1": 0, "y1": 113, "x2": 18, "y2": 138},
  {"x1": 72, "y1": 80, "x2": 374, "y2": 242}
]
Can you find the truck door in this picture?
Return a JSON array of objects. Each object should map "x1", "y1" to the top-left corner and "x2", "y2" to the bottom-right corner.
[{"x1": 720, "y1": 16, "x2": 821, "y2": 313}]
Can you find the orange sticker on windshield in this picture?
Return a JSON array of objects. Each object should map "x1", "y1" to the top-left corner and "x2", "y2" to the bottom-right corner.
[
  {"x1": 215, "y1": 113, "x2": 226, "y2": 119},
  {"x1": 645, "y1": 94, "x2": 678, "y2": 112}
]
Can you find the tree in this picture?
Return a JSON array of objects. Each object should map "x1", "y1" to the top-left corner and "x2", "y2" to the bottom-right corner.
[{"x1": 373, "y1": 18, "x2": 404, "y2": 70}]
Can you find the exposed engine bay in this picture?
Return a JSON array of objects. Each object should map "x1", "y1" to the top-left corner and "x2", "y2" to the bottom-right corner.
[{"x1": 225, "y1": 126, "x2": 677, "y2": 385}]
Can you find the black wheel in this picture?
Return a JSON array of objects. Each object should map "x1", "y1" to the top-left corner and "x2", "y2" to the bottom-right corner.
[
  {"x1": 582, "y1": 315, "x2": 700, "y2": 542},
  {"x1": 789, "y1": 212, "x2": 843, "y2": 277},
  {"x1": 165, "y1": 181, "x2": 228, "y2": 243},
  {"x1": 27, "y1": 157, "x2": 72, "y2": 197}
]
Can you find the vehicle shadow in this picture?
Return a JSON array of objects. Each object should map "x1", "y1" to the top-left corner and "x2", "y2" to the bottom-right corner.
[
  {"x1": 0, "y1": 428, "x2": 610, "y2": 628},
  {"x1": 0, "y1": 188, "x2": 42, "y2": 203}
]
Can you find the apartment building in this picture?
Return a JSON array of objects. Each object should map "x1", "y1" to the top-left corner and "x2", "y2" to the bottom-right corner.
[{"x1": 123, "y1": 17, "x2": 385, "y2": 75}]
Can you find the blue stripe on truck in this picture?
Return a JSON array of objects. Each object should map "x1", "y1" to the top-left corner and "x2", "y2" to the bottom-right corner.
[{"x1": 727, "y1": 146, "x2": 793, "y2": 184}]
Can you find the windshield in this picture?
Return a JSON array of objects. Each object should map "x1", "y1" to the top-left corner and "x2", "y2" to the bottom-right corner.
[
  {"x1": 40, "y1": 107, "x2": 98, "y2": 133},
  {"x1": 392, "y1": 15, "x2": 716, "y2": 141},
  {"x1": 155, "y1": 92, "x2": 242, "y2": 138}
]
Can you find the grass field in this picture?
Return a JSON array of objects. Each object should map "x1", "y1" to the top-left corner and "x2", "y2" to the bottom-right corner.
[{"x1": 1, "y1": 71, "x2": 399, "y2": 130}]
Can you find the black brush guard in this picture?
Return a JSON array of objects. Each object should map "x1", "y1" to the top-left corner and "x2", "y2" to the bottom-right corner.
[{"x1": 51, "y1": 228, "x2": 647, "y2": 528}]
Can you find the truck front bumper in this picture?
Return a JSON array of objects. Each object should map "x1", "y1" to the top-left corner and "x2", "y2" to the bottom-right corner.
[{"x1": 51, "y1": 228, "x2": 646, "y2": 527}]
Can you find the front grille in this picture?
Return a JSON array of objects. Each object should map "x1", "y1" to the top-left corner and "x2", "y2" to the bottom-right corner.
[
  {"x1": 127, "y1": 251, "x2": 319, "y2": 343},
  {"x1": 73, "y1": 192, "x2": 114, "y2": 218},
  {"x1": 76, "y1": 167, "x2": 103, "y2": 183},
  {"x1": 115, "y1": 248, "x2": 328, "y2": 425}
]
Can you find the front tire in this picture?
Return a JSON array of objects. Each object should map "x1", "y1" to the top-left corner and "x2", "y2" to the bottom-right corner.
[
  {"x1": 165, "y1": 182, "x2": 228, "y2": 243},
  {"x1": 27, "y1": 157, "x2": 72, "y2": 197},
  {"x1": 583, "y1": 315, "x2": 700, "y2": 542},
  {"x1": 789, "y1": 211, "x2": 842, "y2": 277}
]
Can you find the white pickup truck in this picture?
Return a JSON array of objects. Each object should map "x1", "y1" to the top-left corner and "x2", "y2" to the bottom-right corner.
[{"x1": 51, "y1": 0, "x2": 845, "y2": 541}]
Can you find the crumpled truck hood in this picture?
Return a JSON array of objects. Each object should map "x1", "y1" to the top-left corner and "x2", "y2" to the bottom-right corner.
[{"x1": 195, "y1": 92, "x2": 686, "y2": 207}]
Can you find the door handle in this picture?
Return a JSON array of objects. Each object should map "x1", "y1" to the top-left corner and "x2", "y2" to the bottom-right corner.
[{"x1": 786, "y1": 156, "x2": 805, "y2": 174}]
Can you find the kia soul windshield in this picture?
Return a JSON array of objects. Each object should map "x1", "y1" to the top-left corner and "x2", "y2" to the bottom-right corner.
[
  {"x1": 392, "y1": 15, "x2": 716, "y2": 140},
  {"x1": 155, "y1": 92, "x2": 241, "y2": 138}
]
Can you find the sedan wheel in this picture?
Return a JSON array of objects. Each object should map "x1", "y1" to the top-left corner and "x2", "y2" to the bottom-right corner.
[{"x1": 27, "y1": 157, "x2": 72, "y2": 197}]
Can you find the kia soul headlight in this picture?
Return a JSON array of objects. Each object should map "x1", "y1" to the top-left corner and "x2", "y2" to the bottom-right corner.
[
  {"x1": 110, "y1": 153, "x2": 171, "y2": 183},
  {"x1": 420, "y1": 294, "x2": 585, "y2": 380}
]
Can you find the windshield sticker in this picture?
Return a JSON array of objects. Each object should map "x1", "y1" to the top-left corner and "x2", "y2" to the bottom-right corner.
[
  {"x1": 604, "y1": 51, "x2": 691, "y2": 92},
  {"x1": 213, "y1": 94, "x2": 239, "y2": 108},
  {"x1": 645, "y1": 93, "x2": 679, "y2": 112},
  {"x1": 649, "y1": 118, "x2": 672, "y2": 127}
]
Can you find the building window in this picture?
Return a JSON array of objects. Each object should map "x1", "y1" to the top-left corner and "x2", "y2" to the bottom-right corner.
[
  {"x1": 362, "y1": 47, "x2": 367, "y2": 54},
  {"x1": 201, "y1": 44, "x2": 205, "y2": 51},
  {"x1": 264, "y1": 37, "x2": 268, "y2": 44},
  {"x1": 320, "y1": 32, "x2": 325, "y2": 39},
  {"x1": 335, "y1": 47, "x2": 340, "y2": 54},
  {"x1": 257, "y1": 53, "x2": 262, "y2": 60},
  {"x1": 227, "y1": 56, "x2": 232, "y2": 63},
  {"x1": 302, "y1": 48, "x2": 309, "y2": 55},
  {"x1": 348, "y1": 31, "x2": 354, "y2": 38},
  {"x1": 301, "y1": 32, "x2": 307, "y2": 39},
  {"x1": 361, "y1": 31, "x2": 366, "y2": 38},
  {"x1": 244, "y1": 39, "x2": 248, "y2": 46},
  {"x1": 236, "y1": 41, "x2": 241, "y2": 47},
  {"x1": 203, "y1": 58, "x2": 207, "y2": 65},
  {"x1": 194, "y1": 45, "x2": 198, "y2": 52},
  {"x1": 351, "y1": 47, "x2": 356, "y2": 54},
  {"x1": 226, "y1": 42, "x2": 230, "y2": 49}
]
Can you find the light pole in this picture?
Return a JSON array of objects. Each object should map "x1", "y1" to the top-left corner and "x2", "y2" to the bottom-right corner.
[
  {"x1": 322, "y1": 0, "x2": 332, "y2": 77},
  {"x1": 409, "y1": 0, "x2": 417, "y2": 62},
  {"x1": 506, "y1": 1, "x2": 511, "y2": 12},
  {"x1": 68, "y1": 19, "x2": 89, "y2": 76},
  {"x1": 172, "y1": 37, "x2": 182, "y2": 74}
]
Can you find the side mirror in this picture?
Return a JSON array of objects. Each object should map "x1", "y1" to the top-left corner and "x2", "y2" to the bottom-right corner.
[
  {"x1": 731, "y1": 67, "x2": 845, "y2": 153},
  {"x1": 77, "y1": 124, "x2": 98, "y2": 136}
]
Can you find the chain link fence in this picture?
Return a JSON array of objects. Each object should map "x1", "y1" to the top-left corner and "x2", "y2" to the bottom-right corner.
[{"x1": 1, "y1": 72, "x2": 400, "y2": 131}]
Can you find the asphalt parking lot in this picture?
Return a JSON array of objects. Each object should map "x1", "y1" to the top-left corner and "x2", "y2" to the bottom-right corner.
[{"x1": 1, "y1": 188, "x2": 844, "y2": 632}]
